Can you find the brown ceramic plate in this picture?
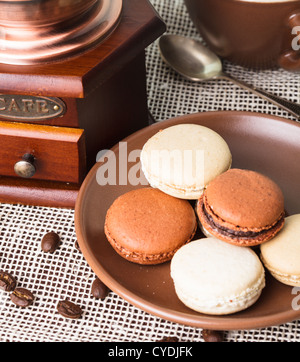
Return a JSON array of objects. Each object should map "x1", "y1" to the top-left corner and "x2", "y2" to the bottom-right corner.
[{"x1": 75, "y1": 111, "x2": 300, "y2": 330}]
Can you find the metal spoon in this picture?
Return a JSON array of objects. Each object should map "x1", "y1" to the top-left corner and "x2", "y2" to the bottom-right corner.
[{"x1": 158, "y1": 34, "x2": 300, "y2": 119}]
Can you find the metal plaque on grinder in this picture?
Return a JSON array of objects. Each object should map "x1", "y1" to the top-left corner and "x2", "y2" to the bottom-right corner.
[{"x1": 0, "y1": 95, "x2": 66, "y2": 121}]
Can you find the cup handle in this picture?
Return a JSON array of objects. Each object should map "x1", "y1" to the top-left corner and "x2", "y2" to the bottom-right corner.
[{"x1": 278, "y1": 12, "x2": 300, "y2": 72}]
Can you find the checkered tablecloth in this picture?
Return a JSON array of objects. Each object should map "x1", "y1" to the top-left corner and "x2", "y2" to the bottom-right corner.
[{"x1": 0, "y1": 0, "x2": 299, "y2": 342}]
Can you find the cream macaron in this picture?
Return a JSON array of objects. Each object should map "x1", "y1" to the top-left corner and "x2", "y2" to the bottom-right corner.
[
  {"x1": 140, "y1": 124, "x2": 232, "y2": 199},
  {"x1": 170, "y1": 237, "x2": 265, "y2": 315},
  {"x1": 260, "y1": 214, "x2": 300, "y2": 287}
]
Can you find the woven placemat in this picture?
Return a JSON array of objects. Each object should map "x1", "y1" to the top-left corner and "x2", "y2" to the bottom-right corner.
[{"x1": 0, "y1": 0, "x2": 299, "y2": 342}]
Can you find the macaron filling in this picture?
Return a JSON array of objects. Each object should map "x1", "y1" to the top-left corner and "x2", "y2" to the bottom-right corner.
[{"x1": 197, "y1": 196, "x2": 285, "y2": 245}]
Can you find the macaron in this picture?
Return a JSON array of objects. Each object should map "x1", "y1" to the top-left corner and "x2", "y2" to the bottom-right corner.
[
  {"x1": 260, "y1": 214, "x2": 300, "y2": 287},
  {"x1": 196, "y1": 168, "x2": 285, "y2": 247},
  {"x1": 170, "y1": 237, "x2": 265, "y2": 315},
  {"x1": 140, "y1": 124, "x2": 232, "y2": 199},
  {"x1": 104, "y1": 187, "x2": 197, "y2": 265}
]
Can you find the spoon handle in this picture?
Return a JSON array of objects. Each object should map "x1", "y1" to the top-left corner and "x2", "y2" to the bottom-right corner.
[{"x1": 221, "y1": 72, "x2": 300, "y2": 120}]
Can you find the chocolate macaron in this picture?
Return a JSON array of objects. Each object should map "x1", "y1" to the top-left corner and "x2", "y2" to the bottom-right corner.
[
  {"x1": 196, "y1": 169, "x2": 285, "y2": 246},
  {"x1": 104, "y1": 188, "x2": 197, "y2": 264}
]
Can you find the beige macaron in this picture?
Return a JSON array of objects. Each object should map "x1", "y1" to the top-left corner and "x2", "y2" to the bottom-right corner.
[
  {"x1": 170, "y1": 237, "x2": 265, "y2": 315},
  {"x1": 140, "y1": 124, "x2": 232, "y2": 199},
  {"x1": 260, "y1": 214, "x2": 300, "y2": 287}
]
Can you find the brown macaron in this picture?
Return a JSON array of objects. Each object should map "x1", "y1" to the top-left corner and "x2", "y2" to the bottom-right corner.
[
  {"x1": 196, "y1": 169, "x2": 285, "y2": 247},
  {"x1": 104, "y1": 187, "x2": 197, "y2": 265}
]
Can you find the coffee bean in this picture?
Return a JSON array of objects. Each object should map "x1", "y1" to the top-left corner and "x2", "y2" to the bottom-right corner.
[
  {"x1": 0, "y1": 271, "x2": 17, "y2": 292},
  {"x1": 91, "y1": 277, "x2": 110, "y2": 299},
  {"x1": 57, "y1": 299, "x2": 82, "y2": 319},
  {"x1": 41, "y1": 232, "x2": 60, "y2": 253},
  {"x1": 201, "y1": 329, "x2": 224, "y2": 342},
  {"x1": 74, "y1": 240, "x2": 81, "y2": 252},
  {"x1": 157, "y1": 336, "x2": 179, "y2": 342},
  {"x1": 10, "y1": 287, "x2": 34, "y2": 308}
]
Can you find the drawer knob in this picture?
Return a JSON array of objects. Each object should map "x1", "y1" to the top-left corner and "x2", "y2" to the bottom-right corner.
[{"x1": 14, "y1": 154, "x2": 36, "y2": 178}]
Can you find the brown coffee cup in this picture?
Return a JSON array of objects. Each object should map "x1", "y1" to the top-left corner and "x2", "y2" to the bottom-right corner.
[{"x1": 184, "y1": 0, "x2": 300, "y2": 71}]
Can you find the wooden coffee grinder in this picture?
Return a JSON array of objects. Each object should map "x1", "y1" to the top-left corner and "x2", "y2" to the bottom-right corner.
[{"x1": 0, "y1": 0, "x2": 165, "y2": 207}]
